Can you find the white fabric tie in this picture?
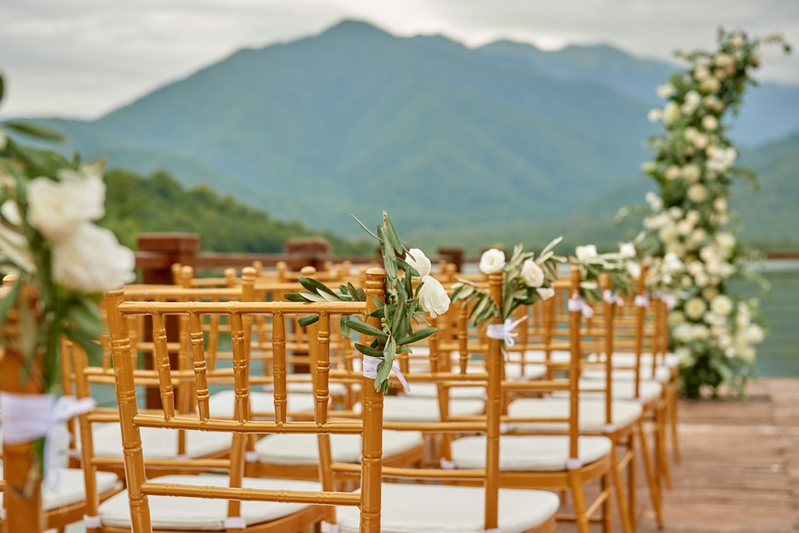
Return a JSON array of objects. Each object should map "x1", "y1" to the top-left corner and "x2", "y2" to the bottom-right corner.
[
  {"x1": 224, "y1": 516, "x2": 246, "y2": 529},
  {"x1": 245, "y1": 451, "x2": 259, "y2": 463},
  {"x1": 568, "y1": 293, "x2": 594, "y2": 318},
  {"x1": 0, "y1": 393, "x2": 95, "y2": 487},
  {"x1": 499, "y1": 422, "x2": 516, "y2": 434},
  {"x1": 83, "y1": 515, "x2": 102, "y2": 528},
  {"x1": 362, "y1": 355, "x2": 410, "y2": 392},
  {"x1": 486, "y1": 316, "x2": 527, "y2": 347},
  {"x1": 657, "y1": 291, "x2": 676, "y2": 310},
  {"x1": 440, "y1": 457, "x2": 456, "y2": 470},
  {"x1": 566, "y1": 458, "x2": 583, "y2": 470},
  {"x1": 602, "y1": 290, "x2": 625, "y2": 307},
  {"x1": 321, "y1": 522, "x2": 341, "y2": 533},
  {"x1": 634, "y1": 294, "x2": 650, "y2": 308}
]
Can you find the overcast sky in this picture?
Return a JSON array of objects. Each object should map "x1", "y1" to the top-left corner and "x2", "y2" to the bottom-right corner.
[{"x1": 1, "y1": 0, "x2": 797, "y2": 119}]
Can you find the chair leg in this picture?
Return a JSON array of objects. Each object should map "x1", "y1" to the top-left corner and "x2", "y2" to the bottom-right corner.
[
  {"x1": 601, "y1": 471, "x2": 613, "y2": 533},
  {"x1": 610, "y1": 443, "x2": 634, "y2": 533},
  {"x1": 637, "y1": 419, "x2": 664, "y2": 529},
  {"x1": 568, "y1": 469, "x2": 591, "y2": 533},
  {"x1": 628, "y1": 432, "x2": 637, "y2": 532},
  {"x1": 668, "y1": 380, "x2": 682, "y2": 464},
  {"x1": 657, "y1": 401, "x2": 673, "y2": 490}
]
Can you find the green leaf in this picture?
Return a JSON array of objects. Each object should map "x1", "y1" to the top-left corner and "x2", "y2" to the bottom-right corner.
[
  {"x1": 384, "y1": 214, "x2": 404, "y2": 254},
  {"x1": 540, "y1": 236, "x2": 563, "y2": 257},
  {"x1": 340, "y1": 315, "x2": 351, "y2": 339},
  {"x1": 395, "y1": 256, "x2": 420, "y2": 278},
  {"x1": 355, "y1": 343, "x2": 384, "y2": 357},
  {"x1": 399, "y1": 327, "x2": 436, "y2": 345},
  {"x1": 67, "y1": 302, "x2": 106, "y2": 339},
  {"x1": 351, "y1": 214, "x2": 379, "y2": 240},
  {"x1": 369, "y1": 303, "x2": 397, "y2": 319},
  {"x1": 65, "y1": 328, "x2": 103, "y2": 367},
  {"x1": 4, "y1": 121, "x2": 65, "y2": 142},
  {"x1": 283, "y1": 292, "x2": 307, "y2": 302},
  {"x1": 377, "y1": 225, "x2": 398, "y2": 280},
  {"x1": 298, "y1": 314, "x2": 319, "y2": 328},
  {"x1": 0, "y1": 275, "x2": 21, "y2": 324},
  {"x1": 299, "y1": 290, "x2": 326, "y2": 303},
  {"x1": 377, "y1": 336, "x2": 397, "y2": 385},
  {"x1": 299, "y1": 276, "x2": 338, "y2": 297},
  {"x1": 347, "y1": 317, "x2": 388, "y2": 338}
]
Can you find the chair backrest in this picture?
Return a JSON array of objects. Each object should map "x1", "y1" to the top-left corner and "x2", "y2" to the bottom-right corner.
[{"x1": 103, "y1": 268, "x2": 387, "y2": 533}]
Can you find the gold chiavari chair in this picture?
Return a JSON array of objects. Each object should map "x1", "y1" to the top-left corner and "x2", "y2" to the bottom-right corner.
[
  {"x1": 506, "y1": 269, "x2": 665, "y2": 531},
  {"x1": 330, "y1": 271, "x2": 560, "y2": 532},
  {"x1": 438, "y1": 266, "x2": 617, "y2": 533},
  {"x1": 88, "y1": 268, "x2": 388, "y2": 533}
]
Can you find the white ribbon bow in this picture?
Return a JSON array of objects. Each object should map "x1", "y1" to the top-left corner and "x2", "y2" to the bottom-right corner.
[
  {"x1": 0, "y1": 393, "x2": 96, "y2": 487},
  {"x1": 602, "y1": 290, "x2": 625, "y2": 307},
  {"x1": 486, "y1": 316, "x2": 527, "y2": 347},
  {"x1": 634, "y1": 294, "x2": 650, "y2": 308},
  {"x1": 568, "y1": 293, "x2": 594, "y2": 318},
  {"x1": 657, "y1": 291, "x2": 676, "y2": 310},
  {"x1": 362, "y1": 355, "x2": 410, "y2": 392}
]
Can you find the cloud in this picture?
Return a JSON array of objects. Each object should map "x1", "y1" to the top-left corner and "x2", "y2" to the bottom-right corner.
[{"x1": 1, "y1": 0, "x2": 796, "y2": 118}]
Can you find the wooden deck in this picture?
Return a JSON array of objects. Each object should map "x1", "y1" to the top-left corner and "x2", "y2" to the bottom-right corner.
[{"x1": 580, "y1": 377, "x2": 799, "y2": 533}]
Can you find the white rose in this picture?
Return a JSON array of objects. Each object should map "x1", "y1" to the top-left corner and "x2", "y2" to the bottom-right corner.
[
  {"x1": 645, "y1": 192, "x2": 663, "y2": 211},
  {"x1": 700, "y1": 77, "x2": 721, "y2": 94},
  {"x1": 682, "y1": 164, "x2": 701, "y2": 182},
  {"x1": 676, "y1": 219, "x2": 693, "y2": 235},
  {"x1": 662, "y1": 102, "x2": 681, "y2": 124},
  {"x1": 28, "y1": 169, "x2": 106, "y2": 243},
  {"x1": 656, "y1": 83, "x2": 675, "y2": 99},
  {"x1": 626, "y1": 261, "x2": 641, "y2": 280},
  {"x1": 648, "y1": 108, "x2": 663, "y2": 122},
  {"x1": 687, "y1": 184, "x2": 708, "y2": 203},
  {"x1": 692, "y1": 132, "x2": 709, "y2": 149},
  {"x1": 676, "y1": 347, "x2": 693, "y2": 366},
  {"x1": 746, "y1": 324, "x2": 765, "y2": 344},
  {"x1": 619, "y1": 242, "x2": 636, "y2": 259},
  {"x1": 668, "y1": 206, "x2": 683, "y2": 219},
  {"x1": 681, "y1": 91, "x2": 701, "y2": 115},
  {"x1": 714, "y1": 198, "x2": 728, "y2": 212},
  {"x1": 693, "y1": 66, "x2": 711, "y2": 82},
  {"x1": 714, "y1": 53, "x2": 734, "y2": 69},
  {"x1": 575, "y1": 245, "x2": 597, "y2": 261},
  {"x1": 704, "y1": 95, "x2": 724, "y2": 112},
  {"x1": 702, "y1": 115, "x2": 719, "y2": 131},
  {"x1": 52, "y1": 223, "x2": 136, "y2": 292},
  {"x1": 536, "y1": 287, "x2": 555, "y2": 301},
  {"x1": 710, "y1": 295, "x2": 733, "y2": 316},
  {"x1": 684, "y1": 297, "x2": 707, "y2": 320},
  {"x1": 730, "y1": 35, "x2": 743, "y2": 48},
  {"x1": 405, "y1": 248, "x2": 431, "y2": 278},
  {"x1": 664, "y1": 166, "x2": 681, "y2": 180},
  {"x1": 479, "y1": 248, "x2": 505, "y2": 274},
  {"x1": 669, "y1": 311, "x2": 686, "y2": 326},
  {"x1": 673, "y1": 324, "x2": 694, "y2": 342},
  {"x1": 691, "y1": 228, "x2": 707, "y2": 244},
  {"x1": 417, "y1": 275, "x2": 450, "y2": 318},
  {"x1": 702, "y1": 287, "x2": 719, "y2": 300},
  {"x1": 520, "y1": 259, "x2": 544, "y2": 287},
  {"x1": 716, "y1": 232, "x2": 736, "y2": 250},
  {"x1": 658, "y1": 225, "x2": 678, "y2": 243}
]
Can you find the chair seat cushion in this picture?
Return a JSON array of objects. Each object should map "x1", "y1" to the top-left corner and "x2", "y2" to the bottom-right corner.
[
  {"x1": 582, "y1": 366, "x2": 672, "y2": 383},
  {"x1": 451, "y1": 435, "x2": 612, "y2": 472},
  {"x1": 568, "y1": 379, "x2": 664, "y2": 403},
  {"x1": 255, "y1": 430, "x2": 424, "y2": 465},
  {"x1": 511, "y1": 350, "x2": 572, "y2": 363},
  {"x1": 355, "y1": 396, "x2": 484, "y2": 422},
  {"x1": 0, "y1": 466, "x2": 119, "y2": 511},
  {"x1": 336, "y1": 483, "x2": 559, "y2": 533},
  {"x1": 285, "y1": 381, "x2": 354, "y2": 395},
  {"x1": 402, "y1": 383, "x2": 486, "y2": 399},
  {"x1": 208, "y1": 389, "x2": 317, "y2": 418},
  {"x1": 588, "y1": 352, "x2": 679, "y2": 369},
  {"x1": 508, "y1": 397, "x2": 642, "y2": 433},
  {"x1": 92, "y1": 423, "x2": 232, "y2": 459},
  {"x1": 98, "y1": 474, "x2": 321, "y2": 530}
]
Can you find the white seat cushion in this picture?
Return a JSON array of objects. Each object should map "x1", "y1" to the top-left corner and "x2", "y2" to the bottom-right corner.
[
  {"x1": 402, "y1": 383, "x2": 486, "y2": 399},
  {"x1": 356, "y1": 396, "x2": 484, "y2": 422},
  {"x1": 207, "y1": 389, "x2": 317, "y2": 418},
  {"x1": 503, "y1": 362, "x2": 547, "y2": 380},
  {"x1": 451, "y1": 435, "x2": 612, "y2": 472},
  {"x1": 0, "y1": 466, "x2": 119, "y2": 511},
  {"x1": 255, "y1": 430, "x2": 423, "y2": 465},
  {"x1": 582, "y1": 366, "x2": 672, "y2": 383},
  {"x1": 92, "y1": 423, "x2": 232, "y2": 459},
  {"x1": 511, "y1": 350, "x2": 572, "y2": 363},
  {"x1": 286, "y1": 381, "x2": 352, "y2": 395},
  {"x1": 337, "y1": 483, "x2": 559, "y2": 533},
  {"x1": 572, "y1": 379, "x2": 663, "y2": 403},
  {"x1": 595, "y1": 352, "x2": 679, "y2": 369},
  {"x1": 98, "y1": 475, "x2": 321, "y2": 530},
  {"x1": 508, "y1": 397, "x2": 642, "y2": 433}
]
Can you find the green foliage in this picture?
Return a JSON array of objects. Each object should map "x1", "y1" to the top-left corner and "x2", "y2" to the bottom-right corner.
[
  {"x1": 99, "y1": 168, "x2": 371, "y2": 254},
  {"x1": 286, "y1": 212, "x2": 435, "y2": 392}
]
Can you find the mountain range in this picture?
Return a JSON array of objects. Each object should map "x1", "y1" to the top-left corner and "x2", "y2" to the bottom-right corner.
[{"x1": 18, "y1": 20, "x2": 799, "y2": 251}]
